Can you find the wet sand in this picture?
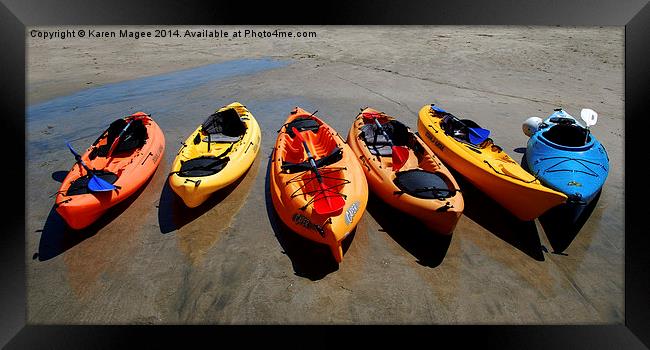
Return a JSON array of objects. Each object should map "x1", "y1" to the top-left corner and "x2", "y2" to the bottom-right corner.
[{"x1": 27, "y1": 26, "x2": 624, "y2": 324}]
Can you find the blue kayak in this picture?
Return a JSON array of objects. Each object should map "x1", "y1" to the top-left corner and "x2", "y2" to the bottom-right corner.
[{"x1": 525, "y1": 109, "x2": 609, "y2": 206}]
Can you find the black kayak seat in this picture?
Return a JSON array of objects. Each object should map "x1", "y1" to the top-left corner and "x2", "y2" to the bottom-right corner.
[
  {"x1": 360, "y1": 120, "x2": 410, "y2": 156},
  {"x1": 202, "y1": 108, "x2": 247, "y2": 138},
  {"x1": 281, "y1": 147, "x2": 343, "y2": 173},
  {"x1": 393, "y1": 169, "x2": 455, "y2": 200},
  {"x1": 440, "y1": 115, "x2": 483, "y2": 143},
  {"x1": 361, "y1": 124, "x2": 393, "y2": 156},
  {"x1": 176, "y1": 156, "x2": 230, "y2": 177},
  {"x1": 286, "y1": 117, "x2": 320, "y2": 137},
  {"x1": 202, "y1": 134, "x2": 241, "y2": 143},
  {"x1": 89, "y1": 118, "x2": 148, "y2": 159}
]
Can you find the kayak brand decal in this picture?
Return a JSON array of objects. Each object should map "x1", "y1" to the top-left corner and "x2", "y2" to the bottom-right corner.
[
  {"x1": 567, "y1": 181, "x2": 582, "y2": 187},
  {"x1": 152, "y1": 144, "x2": 163, "y2": 164},
  {"x1": 345, "y1": 200, "x2": 361, "y2": 225},
  {"x1": 254, "y1": 135, "x2": 260, "y2": 152},
  {"x1": 292, "y1": 213, "x2": 325, "y2": 236},
  {"x1": 425, "y1": 131, "x2": 445, "y2": 151}
]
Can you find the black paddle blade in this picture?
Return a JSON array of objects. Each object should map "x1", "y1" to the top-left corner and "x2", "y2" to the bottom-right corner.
[
  {"x1": 281, "y1": 147, "x2": 342, "y2": 173},
  {"x1": 281, "y1": 160, "x2": 312, "y2": 173},
  {"x1": 315, "y1": 147, "x2": 343, "y2": 167}
]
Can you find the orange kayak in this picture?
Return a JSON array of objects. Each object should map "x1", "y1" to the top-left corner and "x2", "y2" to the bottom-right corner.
[
  {"x1": 347, "y1": 107, "x2": 464, "y2": 234},
  {"x1": 54, "y1": 112, "x2": 165, "y2": 229},
  {"x1": 269, "y1": 107, "x2": 368, "y2": 263}
]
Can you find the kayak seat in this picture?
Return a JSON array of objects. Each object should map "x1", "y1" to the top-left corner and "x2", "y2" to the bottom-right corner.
[
  {"x1": 176, "y1": 156, "x2": 230, "y2": 177},
  {"x1": 202, "y1": 134, "x2": 241, "y2": 143},
  {"x1": 286, "y1": 117, "x2": 320, "y2": 137},
  {"x1": 393, "y1": 169, "x2": 455, "y2": 200},
  {"x1": 542, "y1": 124, "x2": 590, "y2": 147},
  {"x1": 202, "y1": 108, "x2": 247, "y2": 138},
  {"x1": 361, "y1": 124, "x2": 392, "y2": 156},
  {"x1": 440, "y1": 115, "x2": 482, "y2": 143},
  {"x1": 66, "y1": 170, "x2": 119, "y2": 196},
  {"x1": 282, "y1": 147, "x2": 343, "y2": 173},
  {"x1": 360, "y1": 120, "x2": 409, "y2": 156},
  {"x1": 89, "y1": 118, "x2": 148, "y2": 159},
  {"x1": 283, "y1": 120, "x2": 337, "y2": 165}
]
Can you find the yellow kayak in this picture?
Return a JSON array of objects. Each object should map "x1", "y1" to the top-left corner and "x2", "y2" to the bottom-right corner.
[
  {"x1": 169, "y1": 102, "x2": 261, "y2": 208},
  {"x1": 417, "y1": 104, "x2": 567, "y2": 221}
]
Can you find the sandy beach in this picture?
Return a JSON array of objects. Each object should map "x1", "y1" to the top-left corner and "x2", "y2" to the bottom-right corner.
[{"x1": 26, "y1": 26, "x2": 624, "y2": 324}]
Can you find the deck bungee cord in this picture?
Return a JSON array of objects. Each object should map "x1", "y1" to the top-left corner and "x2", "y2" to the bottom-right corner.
[
  {"x1": 535, "y1": 156, "x2": 607, "y2": 177},
  {"x1": 283, "y1": 166, "x2": 351, "y2": 211},
  {"x1": 269, "y1": 106, "x2": 369, "y2": 263}
]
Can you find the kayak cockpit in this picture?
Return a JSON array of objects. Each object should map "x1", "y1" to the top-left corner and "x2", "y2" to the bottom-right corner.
[
  {"x1": 89, "y1": 118, "x2": 148, "y2": 159},
  {"x1": 440, "y1": 115, "x2": 479, "y2": 142},
  {"x1": 359, "y1": 119, "x2": 409, "y2": 156},
  {"x1": 541, "y1": 123, "x2": 592, "y2": 148},
  {"x1": 199, "y1": 107, "x2": 247, "y2": 144}
]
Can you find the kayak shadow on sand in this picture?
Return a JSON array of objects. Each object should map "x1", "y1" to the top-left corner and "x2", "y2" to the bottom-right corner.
[
  {"x1": 450, "y1": 168, "x2": 545, "y2": 261},
  {"x1": 539, "y1": 190, "x2": 602, "y2": 254},
  {"x1": 35, "y1": 173, "x2": 152, "y2": 261},
  {"x1": 263, "y1": 154, "x2": 348, "y2": 281},
  {"x1": 51, "y1": 170, "x2": 69, "y2": 183},
  {"x1": 520, "y1": 153, "x2": 602, "y2": 254},
  {"x1": 366, "y1": 193, "x2": 452, "y2": 268},
  {"x1": 157, "y1": 166, "x2": 252, "y2": 234}
]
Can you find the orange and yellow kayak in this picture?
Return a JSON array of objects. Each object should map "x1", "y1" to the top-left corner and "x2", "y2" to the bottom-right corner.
[
  {"x1": 348, "y1": 107, "x2": 464, "y2": 234},
  {"x1": 269, "y1": 107, "x2": 368, "y2": 263},
  {"x1": 417, "y1": 104, "x2": 566, "y2": 221},
  {"x1": 54, "y1": 112, "x2": 165, "y2": 229}
]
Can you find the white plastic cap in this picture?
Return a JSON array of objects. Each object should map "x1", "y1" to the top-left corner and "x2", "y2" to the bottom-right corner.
[{"x1": 522, "y1": 117, "x2": 543, "y2": 137}]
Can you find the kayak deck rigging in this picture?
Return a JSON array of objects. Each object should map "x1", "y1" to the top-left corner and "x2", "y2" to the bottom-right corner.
[{"x1": 284, "y1": 166, "x2": 350, "y2": 210}]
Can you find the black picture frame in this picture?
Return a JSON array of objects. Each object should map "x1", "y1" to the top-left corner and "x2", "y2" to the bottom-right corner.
[{"x1": 1, "y1": 0, "x2": 648, "y2": 348}]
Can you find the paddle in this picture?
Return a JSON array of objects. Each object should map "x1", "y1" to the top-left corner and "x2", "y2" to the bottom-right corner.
[
  {"x1": 281, "y1": 147, "x2": 342, "y2": 173},
  {"x1": 467, "y1": 125, "x2": 490, "y2": 144},
  {"x1": 455, "y1": 118, "x2": 490, "y2": 145},
  {"x1": 580, "y1": 108, "x2": 598, "y2": 144},
  {"x1": 430, "y1": 105, "x2": 490, "y2": 145},
  {"x1": 580, "y1": 108, "x2": 598, "y2": 127},
  {"x1": 66, "y1": 142, "x2": 116, "y2": 192},
  {"x1": 361, "y1": 112, "x2": 409, "y2": 171},
  {"x1": 291, "y1": 127, "x2": 345, "y2": 215},
  {"x1": 106, "y1": 118, "x2": 134, "y2": 158}
]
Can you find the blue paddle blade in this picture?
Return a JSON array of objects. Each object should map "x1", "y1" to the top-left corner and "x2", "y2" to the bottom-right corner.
[
  {"x1": 67, "y1": 141, "x2": 116, "y2": 192},
  {"x1": 468, "y1": 127, "x2": 490, "y2": 145},
  {"x1": 87, "y1": 174, "x2": 116, "y2": 192},
  {"x1": 431, "y1": 104, "x2": 447, "y2": 113}
]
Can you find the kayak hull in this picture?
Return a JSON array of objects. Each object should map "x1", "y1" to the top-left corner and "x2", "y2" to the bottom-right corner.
[
  {"x1": 347, "y1": 107, "x2": 464, "y2": 234},
  {"x1": 54, "y1": 113, "x2": 165, "y2": 230},
  {"x1": 270, "y1": 107, "x2": 368, "y2": 263},
  {"x1": 169, "y1": 102, "x2": 261, "y2": 208},
  {"x1": 526, "y1": 111, "x2": 609, "y2": 206},
  {"x1": 417, "y1": 104, "x2": 567, "y2": 221}
]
